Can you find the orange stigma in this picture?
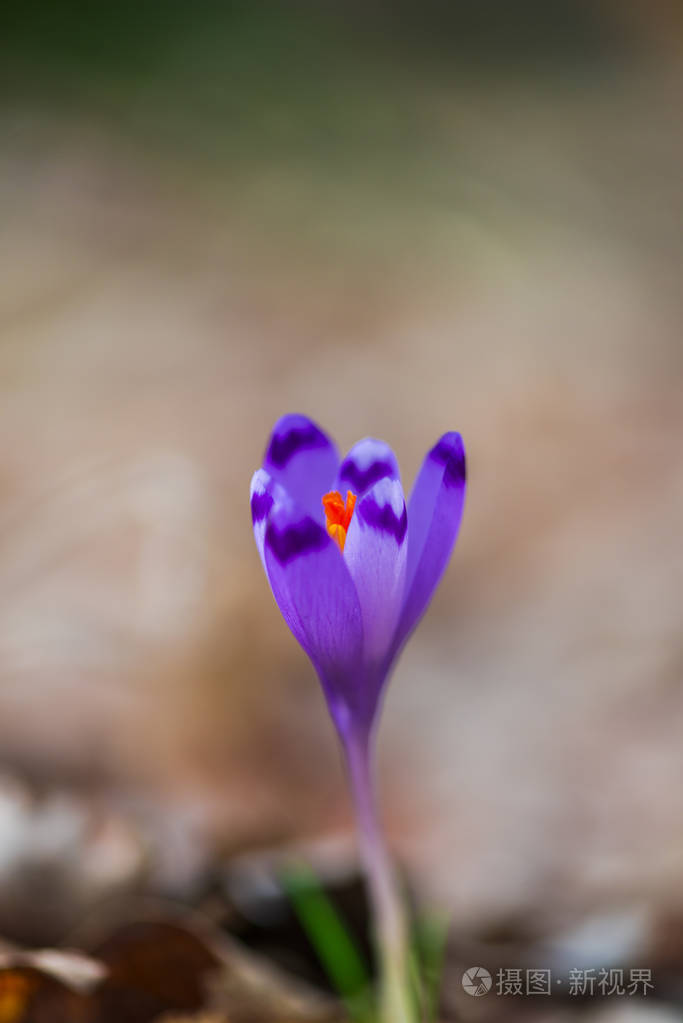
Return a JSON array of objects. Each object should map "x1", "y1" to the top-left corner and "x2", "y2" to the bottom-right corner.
[{"x1": 322, "y1": 489, "x2": 357, "y2": 552}]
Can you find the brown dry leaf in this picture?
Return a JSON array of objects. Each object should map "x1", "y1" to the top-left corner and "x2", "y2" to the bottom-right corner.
[
  {"x1": 152, "y1": 1016, "x2": 228, "y2": 1023},
  {"x1": 80, "y1": 908, "x2": 342, "y2": 1023},
  {"x1": 78, "y1": 908, "x2": 343, "y2": 1018},
  {"x1": 0, "y1": 965, "x2": 93, "y2": 1023},
  {"x1": 92, "y1": 921, "x2": 219, "y2": 1023},
  {"x1": 0, "y1": 947, "x2": 104, "y2": 1022}
]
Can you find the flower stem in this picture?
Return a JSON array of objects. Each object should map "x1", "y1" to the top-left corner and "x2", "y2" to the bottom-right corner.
[{"x1": 344, "y1": 729, "x2": 415, "y2": 1023}]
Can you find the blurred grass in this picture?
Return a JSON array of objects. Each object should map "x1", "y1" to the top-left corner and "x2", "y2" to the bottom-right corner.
[
  {"x1": 0, "y1": 1, "x2": 657, "y2": 275},
  {"x1": 1, "y1": 1, "x2": 626, "y2": 161},
  {"x1": 1, "y1": 1, "x2": 619, "y2": 83},
  {"x1": 410, "y1": 912, "x2": 450, "y2": 1023},
  {"x1": 282, "y1": 862, "x2": 450, "y2": 1023},
  {"x1": 282, "y1": 861, "x2": 374, "y2": 1022}
]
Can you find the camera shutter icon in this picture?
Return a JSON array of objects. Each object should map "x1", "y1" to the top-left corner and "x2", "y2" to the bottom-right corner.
[{"x1": 462, "y1": 967, "x2": 492, "y2": 996}]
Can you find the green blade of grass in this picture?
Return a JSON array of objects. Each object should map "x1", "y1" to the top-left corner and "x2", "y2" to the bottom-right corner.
[
  {"x1": 281, "y1": 860, "x2": 375, "y2": 1022},
  {"x1": 411, "y1": 911, "x2": 450, "y2": 1022}
]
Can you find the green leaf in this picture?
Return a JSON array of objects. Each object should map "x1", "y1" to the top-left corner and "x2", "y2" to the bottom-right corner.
[
  {"x1": 281, "y1": 860, "x2": 376, "y2": 1022},
  {"x1": 410, "y1": 911, "x2": 450, "y2": 1022}
]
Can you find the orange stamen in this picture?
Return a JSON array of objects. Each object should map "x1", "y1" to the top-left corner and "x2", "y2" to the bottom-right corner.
[{"x1": 322, "y1": 489, "x2": 357, "y2": 552}]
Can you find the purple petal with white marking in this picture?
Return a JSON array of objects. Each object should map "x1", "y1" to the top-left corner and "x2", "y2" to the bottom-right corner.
[
  {"x1": 343, "y1": 477, "x2": 408, "y2": 672},
  {"x1": 263, "y1": 497, "x2": 364, "y2": 731},
  {"x1": 337, "y1": 438, "x2": 400, "y2": 498},
  {"x1": 392, "y1": 432, "x2": 466, "y2": 653},
  {"x1": 264, "y1": 414, "x2": 339, "y2": 522},
  {"x1": 250, "y1": 468, "x2": 288, "y2": 568}
]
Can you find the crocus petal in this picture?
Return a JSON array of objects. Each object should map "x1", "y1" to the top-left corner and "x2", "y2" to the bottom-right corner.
[
  {"x1": 393, "y1": 432, "x2": 466, "y2": 652},
  {"x1": 250, "y1": 468, "x2": 288, "y2": 569},
  {"x1": 263, "y1": 414, "x2": 339, "y2": 522},
  {"x1": 343, "y1": 477, "x2": 408, "y2": 669},
  {"x1": 337, "y1": 438, "x2": 400, "y2": 498},
  {"x1": 263, "y1": 496, "x2": 364, "y2": 730}
]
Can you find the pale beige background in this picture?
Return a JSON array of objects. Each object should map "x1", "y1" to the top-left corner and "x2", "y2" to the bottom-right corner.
[{"x1": 1, "y1": 9, "x2": 682, "y2": 984}]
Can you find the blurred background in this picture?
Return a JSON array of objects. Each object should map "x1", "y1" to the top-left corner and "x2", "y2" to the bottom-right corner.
[{"x1": 1, "y1": 2, "x2": 682, "y2": 1020}]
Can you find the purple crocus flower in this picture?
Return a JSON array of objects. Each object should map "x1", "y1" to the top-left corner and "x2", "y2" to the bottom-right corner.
[
  {"x1": 250, "y1": 414, "x2": 466, "y2": 1022},
  {"x1": 250, "y1": 414, "x2": 466, "y2": 740}
]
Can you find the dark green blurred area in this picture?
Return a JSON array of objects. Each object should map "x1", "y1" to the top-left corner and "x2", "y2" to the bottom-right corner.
[
  {"x1": 1, "y1": 0, "x2": 646, "y2": 258},
  {"x1": 2, "y1": 0, "x2": 621, "y2": 78},
  {"x1": 1, "y1": 1, "x2": 627, "y2": 156}
]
